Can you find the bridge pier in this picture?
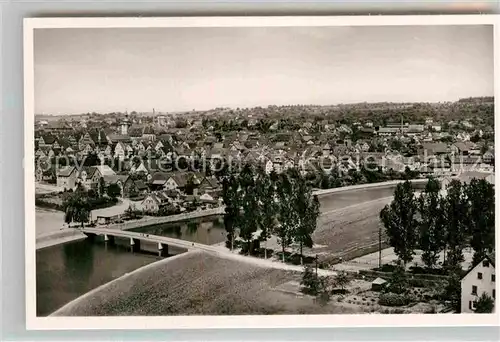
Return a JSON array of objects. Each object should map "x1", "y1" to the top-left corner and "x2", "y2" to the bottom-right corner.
[
  {"x1": 130, "y1": 237, "x2": 141, "y2": 252},
  {"x1": 158, "y1": 242, "x2": 169, "y2": 257},
  {"x1": 104, "y1": 234, "x2": 115, "y2": 244},
  {"x1": 83, "y1": 232, "x2": 97, "y2": 242}
]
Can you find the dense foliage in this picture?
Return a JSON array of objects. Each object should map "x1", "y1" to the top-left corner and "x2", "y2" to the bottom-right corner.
[
  {"x1": 380, "y1": 177, "x2": 495, "y2": 272},
  {"x1": 221, "y1": 164, "x2": 320, "y2": 262}
]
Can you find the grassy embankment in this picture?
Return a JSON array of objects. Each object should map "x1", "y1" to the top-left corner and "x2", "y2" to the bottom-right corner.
[{"x1": 53, "y1": 251, "x2": 358, "y2": 316}]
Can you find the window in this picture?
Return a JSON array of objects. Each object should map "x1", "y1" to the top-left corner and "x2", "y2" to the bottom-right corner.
[
  {"x1": 478, "y1": 272, "x2": 483, "y2": 280},
  {"x1": 472, "y1": 285, "x2": 478, "y2": 295},
  {"x1": 483, "y1": 260, "x2": 490, "y2": 267},
  {"x1": 472, "y1": 301, "x2": 478, "y2": 309},
  {"x1": 492, "y1": 274, "x2": 496, "y2": 282},
  {"x1": 493, "y1": 290, "x2": 496, "y2": 299}
]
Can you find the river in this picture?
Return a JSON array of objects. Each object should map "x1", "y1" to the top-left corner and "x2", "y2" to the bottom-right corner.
[
  {"x1": 36, "y1": 183, "x2": 405, "y2": 316},
  {"x1": 36, "y1": 217, "x2": 225, "y2": 316}
]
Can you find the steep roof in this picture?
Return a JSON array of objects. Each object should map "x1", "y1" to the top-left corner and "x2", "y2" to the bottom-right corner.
[
  {"x1": 95, "y1": 165, "x2": 116, "y2": 177},
  {"x1": 421, "y1": 142, "x2": 448, "y2": 155},
  {"x1": 134, "y1": 180, "x2": 148, "y2": 190},
  {"x1": 57, "y1": 166, "x2": 76, "y2": 177},
  {"x1": 169, "y1": 174, "x2": 188, "y2": 187},
  {"x1": 41, "y1": 134, "x2": 57, "y2": 145},
  {"x1": 461, "y1": 252, "x2": 496, "y2": 280},
  {"x1": 457, "y1": 171, "x2": 494, "y2": 185},
  {"x1": 454, "y1": 142, "x2": 470, "y2": 152},
  {"x1": 103, "y1": 174, "x2": 128, "y2": 184},
  {"x1": 108, "y1": 134, "x2": 131, "y2": 143},
  {"x1": 372, "y1": 277, "x2": 387, "y2": 285}
]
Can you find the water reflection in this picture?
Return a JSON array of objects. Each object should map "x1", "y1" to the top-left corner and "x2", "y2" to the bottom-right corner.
[
  {"x1": 36, "y1": 186, "x2": 401, "y2": 317},
  {"x1": 63, "y1": 240, "x2": 94, "y2": 281},
  {"x1": 132, "y1": 216, "x2": 225, "y2": 246},
  {"x1": 36, "y1": 216, "x2": 226, "y2": 317},
  {"x1": 36, "y1": 239, "x2": 161, "y2": 317}
]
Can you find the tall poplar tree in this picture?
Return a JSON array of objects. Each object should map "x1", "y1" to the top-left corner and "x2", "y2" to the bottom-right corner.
[
  {"x1": 442, "y1": 179, "x2": 468, "y2": 270},
  {"x1": 256, "y1": 168, "x2": 278, "y2": 259},
  {"x1": 221, "y1": 174, "x2": 240, "y2": 250},
  {"x1": 238, "y1": 164, "x2": 259, "y2": 253},
  {"x1": 380, "y1": 181, "x2": 418, "y2": 266},
  {"x1": 275, "y1": 172, "x2": 295, "y2": 263},
  {"x1": 466, "y1": 178, "x2": 495, "y2": 264},
  {"x1": 418, "y1": 177, "x2": 445, "y2": 269},
  {"x1": 292, "y1": 173, "x2": 320, "y2": 265}
]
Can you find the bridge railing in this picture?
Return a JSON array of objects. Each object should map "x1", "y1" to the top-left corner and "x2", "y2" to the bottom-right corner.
[
  {"x1": 312, "y1": 178, "x2": 431, "y2": 196},
  {"x1": 102, "y1": 206, "x2": 225, "y2": 231}
]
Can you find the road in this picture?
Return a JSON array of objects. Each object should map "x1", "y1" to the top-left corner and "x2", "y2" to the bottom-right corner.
[
  {"x1": 89, "y1": 198, "x2": 141, "y2": 221},
  {"x1": 80, "y1": 227, "x2": 337, "y2": 277},
  {"x1": 35, "y1": 182, "x2": 63, "y2": 194}
]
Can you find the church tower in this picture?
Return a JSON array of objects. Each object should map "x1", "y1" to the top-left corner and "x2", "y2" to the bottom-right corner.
[{"x1": 120, "y1": 113, "x2": 131, "y2": 135}]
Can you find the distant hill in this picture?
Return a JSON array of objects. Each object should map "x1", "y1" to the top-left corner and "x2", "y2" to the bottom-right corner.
[{"x1": 35, "y1": 97, "x2": 494, "y2": 127}]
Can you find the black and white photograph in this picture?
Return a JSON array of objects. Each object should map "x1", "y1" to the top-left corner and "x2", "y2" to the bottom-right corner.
[{"x1": 25, "y1": 16, "x2": 498, "y2": 329}]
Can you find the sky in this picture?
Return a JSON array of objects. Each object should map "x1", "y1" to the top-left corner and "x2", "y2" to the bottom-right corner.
[{"x1": 34, "y1": 25, "x2": 494, "y2": 115}]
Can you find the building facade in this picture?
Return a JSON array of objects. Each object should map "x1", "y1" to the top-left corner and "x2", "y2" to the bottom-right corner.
[{"x1": 461, "y1": 254, "x2": 496, "y2": 313}]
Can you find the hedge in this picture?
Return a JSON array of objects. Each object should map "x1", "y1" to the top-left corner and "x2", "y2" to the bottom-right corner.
[
  {"x1": 379, "y1": 293, "x2": 411, "y2": 307},
  {"x1": 36, "y1": 196, "x2": 118, "y2": 211}
]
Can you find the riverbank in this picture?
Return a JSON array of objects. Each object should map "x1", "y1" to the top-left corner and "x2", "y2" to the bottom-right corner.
[
  {"x1": 52, "y1": 250, "x2": 354, "y2": 316},
  {"x1": 34, "y1": 205, "x2": 223, "y2": 249},
  {"x1": 36, "y1": 229, "x2": 87, "y2": 250},
  {"x1": 36, "y1": 207, "x2": 87, "y2": 249},
  {"x1": 103, "y1": 207, "x2": 225, "y2": 230}
]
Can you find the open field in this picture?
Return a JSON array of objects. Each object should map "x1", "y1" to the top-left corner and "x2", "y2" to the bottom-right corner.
[
  {"x1": 311, "y1": 197, "x2": 393, "y2": 263},
  {"x1": 53, "y1": 251, "x2": 357, "y2": 316}
]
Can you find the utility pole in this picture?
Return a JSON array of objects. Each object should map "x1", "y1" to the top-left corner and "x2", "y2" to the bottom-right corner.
[
  {"x1": 315, "y1": 254, "x2": 318, "y2": 279},
  {"x1": 379, "y1": 224, "x2": 382, "y2": 269}
]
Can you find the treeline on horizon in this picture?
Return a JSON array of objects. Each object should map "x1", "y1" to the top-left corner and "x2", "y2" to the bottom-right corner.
[{"x1": 35, "y1": 96, "x2": 494, "y2": 123}]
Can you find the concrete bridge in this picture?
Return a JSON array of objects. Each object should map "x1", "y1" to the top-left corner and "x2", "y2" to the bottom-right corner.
[
  {"x1": 80, "y1": 227, "x2": 338, "y2": 276},
  {"x1": 80, "y1": 227, "x2": 220, "y2": 256},
  {"x1": 311, "y1": 178, "x2": 430, "y2": 197}
]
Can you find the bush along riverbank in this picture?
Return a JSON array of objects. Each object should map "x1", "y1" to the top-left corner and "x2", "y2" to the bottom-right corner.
[{"x1": 36, "y1": 189, "x2": 118, "y2": 212}]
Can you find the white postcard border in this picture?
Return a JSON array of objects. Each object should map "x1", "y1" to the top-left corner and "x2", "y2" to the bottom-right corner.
[{"x1": 24, "y1": 14, "x2": 500, "y2": 330}]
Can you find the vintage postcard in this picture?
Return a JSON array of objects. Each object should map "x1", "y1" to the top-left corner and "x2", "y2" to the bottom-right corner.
[{"x1": 24, "y1": 15, "x2": 499, "y2": 330}]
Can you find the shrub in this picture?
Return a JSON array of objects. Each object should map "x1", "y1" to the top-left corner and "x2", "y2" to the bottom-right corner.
[
  {"x1": 424, "y1": 305, "x2": 437, "y2": 314},
  {"x1": 376, "y1": 264, "x2": 396, "y2": 273},
  {"x1": 333, "y1": 271, "x2": 351, "y2": 291},
  {"x1": 300, "y1": 265, "x2": 320, "y2": 295},
  {"x1": 35, "y1": 198, "x2": 63, "y2": 211},
  {"x1": 315, "y1": 290, "x2": 331, "y2": 306},
  {"x1": 475, "y1": 293, "x2": 495, "y2": 313},
  {"x1": 409, "y1": 266, "x2": 447, "y2": 276},
  {"x1": 379, "y1": 293, "x2": 411, "y2": 307},
  {"x1": 385, "y1": 265, "x2": 409, "y2": 294},
  {"x1": 331, "y1": 289, "x2": 349, "y2": 295},
  {"x1": 409, "y1": 278, "x2": 428, "y2": 288}
]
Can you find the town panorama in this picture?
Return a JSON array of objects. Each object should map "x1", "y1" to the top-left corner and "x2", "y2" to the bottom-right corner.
[{"x1": 35, "y1": 98, "x2": 496, "y2": 316}]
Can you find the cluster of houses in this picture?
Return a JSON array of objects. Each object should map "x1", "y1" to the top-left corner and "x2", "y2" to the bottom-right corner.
[{"x1": 34, "y1": 113, "x2": 494, "y2": 212}]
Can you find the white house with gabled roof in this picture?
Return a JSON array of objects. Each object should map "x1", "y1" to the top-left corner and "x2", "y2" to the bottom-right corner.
[{"x1": 461, "y1": 253, "x2": 495, "y2": 313}]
